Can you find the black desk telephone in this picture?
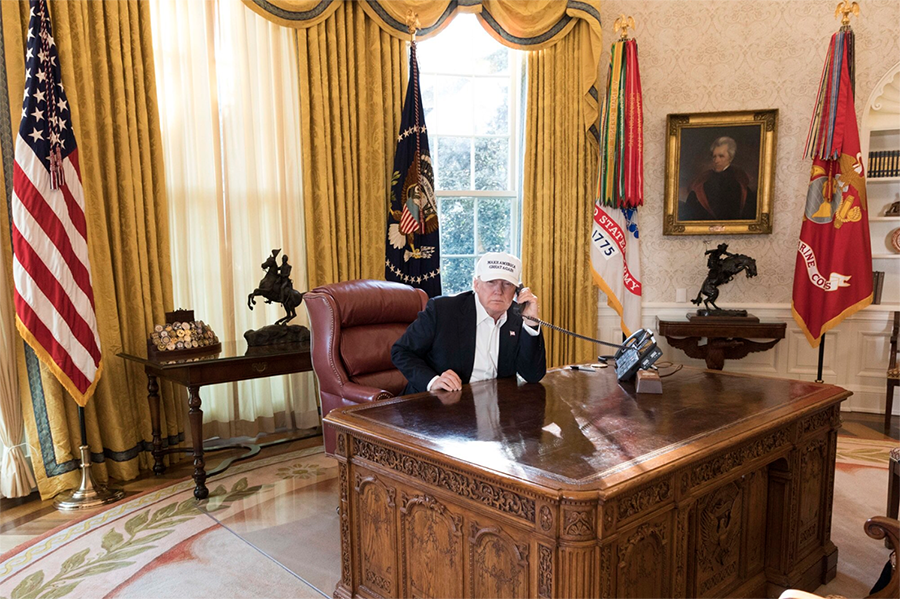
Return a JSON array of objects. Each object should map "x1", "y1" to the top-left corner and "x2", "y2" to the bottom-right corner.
[
  {"x1": 511, "y1": 284, "x2": 662, "y2": 382},
  {"x1": 613, "y1": 329, "x2": 663, "y2": 382}
]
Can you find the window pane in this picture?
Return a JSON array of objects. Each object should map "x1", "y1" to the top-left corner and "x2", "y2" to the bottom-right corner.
[
  {"x1": 433, "y1": 76, "x2": 473, "y2": 135},
  {"x1": 436, "y1": 137, "x2": 472, "y2": 190},
  {"x1": 478, "y1": 47, "x2": 509, "y2": 75},
  {"x1": 417, "y1": 18, "x2": 507, "y2": 76},
  {"x1": 474, "y1": 138, "x2": 508, "y2": 190},
  {"x1": 474, "y1": 79, "x2": 509, "y2": 135},
  {"x1": 439, "y1": 198, "x2": 475, "y2": 254},
  {"x1": 441, "y1": 257, "x2": 476, "y2": 296},
  {"x1": 421, "y1": 77, "x2": 435, "y2": 124},
  {"x1": 477, "y1": 199, "x2": 512, "y2": 253}
]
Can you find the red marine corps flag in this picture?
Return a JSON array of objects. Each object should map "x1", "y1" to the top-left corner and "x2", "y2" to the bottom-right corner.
[
  {"x1": 12, "y1": 0, "x2": 103, "y2": 406},
  {"x1": 792, "y1": 25, "x2": 872, "y2": 347}
]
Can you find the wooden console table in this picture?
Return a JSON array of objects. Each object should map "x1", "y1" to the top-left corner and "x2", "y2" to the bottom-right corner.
[
  {"x1": 657, "y1": 315, "x2": 786, "y2": 370},
  {"x1": 119, "y1": 341, "x2": 312, "y2": 499},
  {"x1": 325, "y1": 367, "x2": 849, "y2": 598}
]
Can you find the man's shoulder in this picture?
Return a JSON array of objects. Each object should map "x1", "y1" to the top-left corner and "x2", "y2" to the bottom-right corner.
[
  {"x1": 431, "y1": 290, "x2": 474, "y2": 311},
  {"x1": 729, "y1": 165, "x2": 751, "y2": 186}
]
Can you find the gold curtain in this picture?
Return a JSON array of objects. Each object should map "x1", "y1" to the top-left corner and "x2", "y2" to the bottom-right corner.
[
  {"x1": 0, "y1": 0, "x2": 183, "y2": 499},
  {"x1": 245, "y1": 0, "x2": 601, "y2": 288},
  {"x1": 295, "y1": 1, "x2": 407, "y2": 286},
  {"x1": 522, "y1": 21, "x2": 598, "y2": 368},
  {"x1": 149, "y1": 0, "x2": 320, "y2": 439},
  {"x1": 245, "y1": 0, "x2": 602, "y2": 145}
]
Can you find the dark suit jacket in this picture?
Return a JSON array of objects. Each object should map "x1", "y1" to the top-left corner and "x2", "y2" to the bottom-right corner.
[
  {"x1": 681, "y1": 166, "x2": 756, "y2": 221},
  {"x1": 391, "y1": 291, "x2": 547, "y2": 395}
]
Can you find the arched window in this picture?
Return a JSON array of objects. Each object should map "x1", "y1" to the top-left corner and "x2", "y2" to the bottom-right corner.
[{"x1": 417, "y1": 16, "x2": 525, "y2": 294}]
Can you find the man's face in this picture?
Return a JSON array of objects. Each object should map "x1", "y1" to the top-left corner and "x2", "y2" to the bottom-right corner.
[
  {"x1": 473, "y1": 277, "x2": 517, "y2": 320},
  {"x1": 712, "y1": 145, "x2": 732, "y2": 172}
]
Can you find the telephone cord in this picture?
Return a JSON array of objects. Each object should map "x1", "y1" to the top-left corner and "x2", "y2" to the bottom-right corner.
[{"x1": 521, "y1": 315, "x2": 624, "y2": 350}]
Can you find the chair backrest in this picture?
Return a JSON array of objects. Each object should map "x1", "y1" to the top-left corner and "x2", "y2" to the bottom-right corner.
[{"x1": 305, "y1": 280, "x2": 428, "y2": 398}]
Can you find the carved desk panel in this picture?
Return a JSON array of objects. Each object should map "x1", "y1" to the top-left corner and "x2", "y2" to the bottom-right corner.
[{"x1": 325, "y1": 367, "x2": 849, "y2": 598}]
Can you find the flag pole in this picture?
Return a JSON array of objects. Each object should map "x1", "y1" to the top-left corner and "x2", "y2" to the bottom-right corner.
[
  {"x1": 54, "y1": 407, "x2": 124, "y2": 511},
  {"x1": 815, "y1": 334, "x2": 826, "y2": 384}
]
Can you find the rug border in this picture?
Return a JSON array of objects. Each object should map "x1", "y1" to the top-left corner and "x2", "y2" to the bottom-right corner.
[{"x1": 0, "y1": 445, "x2": 325, "y2": 564}]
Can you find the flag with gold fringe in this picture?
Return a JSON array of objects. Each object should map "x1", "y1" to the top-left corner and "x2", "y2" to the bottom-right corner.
[
  {"x1": 385, "y1": 35, "x2": 441, "y2": 297},
  {"x1": 12, "y1": 0, "x2": 102, "y2": 407},
  {"x1": 792, "y1": 26, "x2": 872, "y2": 347},
  {"x1": 591, "y1": 36, "x2": 643, "y2": 335}
]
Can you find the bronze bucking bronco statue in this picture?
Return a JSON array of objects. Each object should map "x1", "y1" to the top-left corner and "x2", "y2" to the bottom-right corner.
[
  {"x1": 245, "y1": 249, "x2": 309, "y2": 347},
  {"x1": 692, "y1": 243, "x2": 757, "y2": 315}
]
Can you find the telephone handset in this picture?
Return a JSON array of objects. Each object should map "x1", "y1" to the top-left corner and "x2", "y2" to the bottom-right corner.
[
  {"x1": 614, "y1": 329, "x2": 651, "y2": 360},
  {"x1": 511, "y1": 284, "x2": 528, "y2": 316}
]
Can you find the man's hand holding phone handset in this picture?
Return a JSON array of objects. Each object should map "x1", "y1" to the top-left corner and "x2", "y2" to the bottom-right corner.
[{"x1": 513, "y1": 285, "x2": 540, "y2": 323}]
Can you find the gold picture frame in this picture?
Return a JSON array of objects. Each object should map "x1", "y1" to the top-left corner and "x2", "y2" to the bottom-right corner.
[{"x1": 663, "y1": 109, "x2": 777, "y2": 236}]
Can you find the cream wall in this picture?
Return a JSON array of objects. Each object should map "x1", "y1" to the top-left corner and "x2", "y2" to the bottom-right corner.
[
  {"x1": 598, "y1": 0, "x2": 900, "y2": 303},
  {"x1": 595, "y1": 0, "x2": 900, "y2": 415}
]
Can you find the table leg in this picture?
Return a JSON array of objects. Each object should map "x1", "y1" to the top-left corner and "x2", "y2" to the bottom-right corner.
[
  {"x1": 188, "y1": 386, "x2": 208, "y2": 500},
  {"x1": 147, "y1": 374, "x2": 165, "y2": 475}
]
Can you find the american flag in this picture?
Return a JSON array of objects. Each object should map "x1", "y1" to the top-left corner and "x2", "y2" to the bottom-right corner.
[{"x1": 12, "y1": 0, "x2": 102, "y2": 407}]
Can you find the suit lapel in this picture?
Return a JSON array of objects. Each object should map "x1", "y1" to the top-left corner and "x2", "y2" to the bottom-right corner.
[
  {"x1": 458, "y1": 293, "x2": 477, "y2": 383},
  {"x1": 498, "y1": 311, "x2": 519, "y2": 377}
]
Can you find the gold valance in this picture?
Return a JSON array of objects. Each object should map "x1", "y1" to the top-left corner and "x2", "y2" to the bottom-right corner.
[{"x1": 241, "y1": 0, "x2": 602, "y2": 138}]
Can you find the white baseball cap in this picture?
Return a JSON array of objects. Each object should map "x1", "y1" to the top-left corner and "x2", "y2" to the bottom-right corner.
[{"x1": 475, "y1": 252, "x2": 521, "y2": 286}]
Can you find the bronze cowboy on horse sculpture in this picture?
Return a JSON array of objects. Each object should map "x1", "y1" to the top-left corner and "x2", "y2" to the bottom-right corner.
[
  {"x1": 248, "y1": 249, "x2": 304, "y2": 326},
  {"x1": 692, "y1": 243, "x2": 757, "y2": 315}
]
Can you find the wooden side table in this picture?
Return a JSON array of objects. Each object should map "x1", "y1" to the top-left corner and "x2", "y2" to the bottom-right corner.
[
  {"x1": 119, "y1": 341, "x2": 313, "y2": 499},
  {"x1": 657, "y1": 315, "x2": 786, "y2": 370}
]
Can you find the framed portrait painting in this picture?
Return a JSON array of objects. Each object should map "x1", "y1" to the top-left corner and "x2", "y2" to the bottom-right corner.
[{"x1": 663, "y1": 110, "x2": 777, "y2": 235}]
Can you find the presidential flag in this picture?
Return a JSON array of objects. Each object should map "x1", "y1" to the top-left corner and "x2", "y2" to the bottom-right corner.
[
  {"x1": 591, "y1": 37, "x2": 643, "y2": 336},
  {"x1": 792, "y1": 28, "x2": 872, "y2": 347},
  {"x1": 12, "y1": 0, "x2": 102, "y2": 406},
  {"x1": 385, "y1": 39, "x2": 441, "y2": 298}
]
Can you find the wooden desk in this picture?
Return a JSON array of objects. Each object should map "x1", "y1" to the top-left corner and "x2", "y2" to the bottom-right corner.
[
  {"x1": 658, "y1": 315, "x2": 787, "y2": 370},
  {"x1": 325, "y1": 367, "x2": 849, "y2": 599},
  {"x1": 119, "y1": 341, "x2": 312, "y2": 499}
]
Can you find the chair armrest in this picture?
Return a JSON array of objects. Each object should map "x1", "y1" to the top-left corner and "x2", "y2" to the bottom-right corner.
[
  {"x1": 341, "y1": 381, "x2": 393, "y2": 404},
  {"x1": 865, "y1": 516, "x2": 899, "y2": 599}
]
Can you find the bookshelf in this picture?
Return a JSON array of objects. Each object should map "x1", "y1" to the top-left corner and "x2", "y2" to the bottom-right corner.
[{"x1": 862, "y1": 61, "x2": 900, "y2": 306}]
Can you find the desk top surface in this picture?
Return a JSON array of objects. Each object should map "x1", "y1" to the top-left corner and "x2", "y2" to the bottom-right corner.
[
  {"x1": 118, "y1": 340, "x2": 310, "y2": 369},
  {"x1": 327, "y1": 366, "x2": 847, "y2": 490}
]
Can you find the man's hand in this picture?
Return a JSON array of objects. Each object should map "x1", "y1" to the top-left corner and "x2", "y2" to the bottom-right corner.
[
  {"x1": 431, "y1": 369, "x2": 462, "y2": 391},
  {"x1": 436, "y1": 389, "x2": 462, "y2": 405},
  {"x1": 516, "y1": 287, "x2": 540, "y2": 322}
]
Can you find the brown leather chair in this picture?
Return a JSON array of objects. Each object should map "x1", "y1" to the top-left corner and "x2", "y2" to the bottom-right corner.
[{"x1": 305, "y1": 280, "x2": 427, "y2": 454}]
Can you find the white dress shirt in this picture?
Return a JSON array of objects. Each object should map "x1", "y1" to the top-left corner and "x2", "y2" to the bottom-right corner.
[{"x1": 427, "y1": 293, "x2": 538, "y2": 391}]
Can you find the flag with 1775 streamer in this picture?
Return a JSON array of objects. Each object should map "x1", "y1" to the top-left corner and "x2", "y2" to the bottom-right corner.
[
  {"x1": 12, "y1": 0, "x2": 103, "y2": 407},
  {"x1": 591, "y1": 37, "x2": 644, "y2": 336},
  {"x1": 385, "y1": 38, "x2": 441, "y2": 297},
  {"x1": 792, "y1": 27, "x2": 872, "y2": 347}
]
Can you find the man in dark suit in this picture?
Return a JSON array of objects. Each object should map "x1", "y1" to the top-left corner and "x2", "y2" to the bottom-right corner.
[
  {"x1": 391, "y1": 252, "x2": 546, "y2": 394},
  {"x1": 680, "y1": 136, "x2": 757, "y2": 221}
]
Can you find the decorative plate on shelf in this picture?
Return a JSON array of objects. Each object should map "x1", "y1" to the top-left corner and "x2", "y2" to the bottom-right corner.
[{"x1": 891, "y1": 227, "x2": 900, "y2": 253}]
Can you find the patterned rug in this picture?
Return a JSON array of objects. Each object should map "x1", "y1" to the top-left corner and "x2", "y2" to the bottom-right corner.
[
  {"x1": 0, "y1": 446, "x2": 337, "y2": 599},
  {"x1": 0, "y1": 437, "x2": 896, "y2": 599},
  {"x1": 821, "y1": 436, "x2": 896, "y2": 598}
]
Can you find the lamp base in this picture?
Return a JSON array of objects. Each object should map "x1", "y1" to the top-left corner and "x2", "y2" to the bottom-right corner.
[{"x1": 54, "y1": 445, "x2": 125, "y2": 511}]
